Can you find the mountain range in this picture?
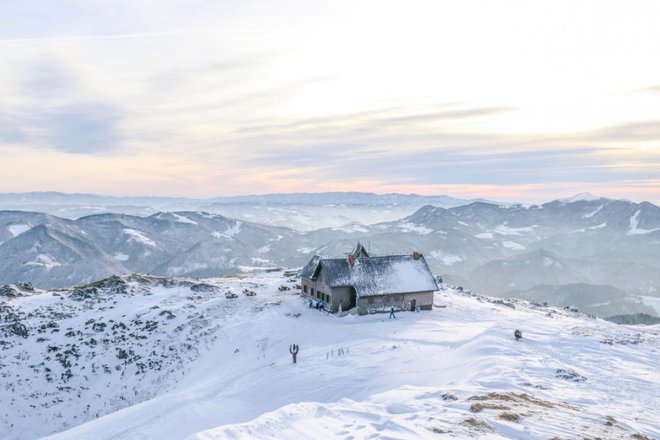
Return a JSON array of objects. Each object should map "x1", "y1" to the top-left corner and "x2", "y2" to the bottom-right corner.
[
  {"x1": 1, "y1": 193, "x2": 660, "y2": 317},
  {"x1": 0, "y1": 191, "x2": 487, "y2": 231}
]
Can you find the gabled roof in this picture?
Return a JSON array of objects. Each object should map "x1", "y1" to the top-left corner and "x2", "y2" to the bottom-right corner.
[
  {"x1": 299, "y1": 255, "x2": 322, "y2": 279},
  {"x1": 350, "y1": 242, "x2": 370, "y2": 258},
  {"x1": 302, "y1": 254, "x2": 438, "y2": 297}
]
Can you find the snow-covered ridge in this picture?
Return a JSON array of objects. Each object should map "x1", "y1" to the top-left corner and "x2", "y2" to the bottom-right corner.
[
  {"x1": 8, "y1": 223, "x2": 30, "y2": 237},
  {"x1": 562, "y1": 192, "x2": 603, "y2": 203},
  {"x1": 2, "y1": 195, "x2": 660, "y2": 299},
  {"x1": 122, "y1": 228, "x2": 157, "y2": 247},
  {"x1": 2, "y1": 273, "x2": 655, "y2": 440}
]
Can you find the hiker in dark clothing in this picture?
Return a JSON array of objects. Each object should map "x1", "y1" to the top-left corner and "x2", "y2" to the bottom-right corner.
[
  {"x1": 389, "y1": 306, "x2": 396, "y2": 319},
  {"x1": 514, "y1": 329, "x2": 523, "y2": 341},
  {"x1": 308, "y1": 298, "x2": 313, "y2": 308}
]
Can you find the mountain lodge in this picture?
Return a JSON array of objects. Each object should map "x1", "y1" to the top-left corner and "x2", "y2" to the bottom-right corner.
[{"x1": 299, "y1": 243, "x2": 438, "y2": 314}]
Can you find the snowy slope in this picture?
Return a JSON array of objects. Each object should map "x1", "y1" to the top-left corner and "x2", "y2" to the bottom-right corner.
[{"x1": 2, "y1": 273, "x2": 653, "y2": 440}]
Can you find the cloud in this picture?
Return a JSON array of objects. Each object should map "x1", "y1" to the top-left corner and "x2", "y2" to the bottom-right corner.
[
  {"x1": 588, "y1": 120, "x2": 660, "y2": 142},
  {"x1": 1, "y1": 0, "x2": 660, "y2": 203},
  {"x1": 216, "y1": 109, "x2": 660, "y2": 197},
  {"x1": 381, "y1": 107, "x2": 514, "y2": 124},
  {"x1": 0, "y1": 59, "x2": 124, "y2": 154},
  {"x1": 40, "y1": 102, "x2": 122, "y2": 153},
  {"x1": 0, "y1": 101, "x2": 123, "y2": 154},
  {"x1": 642, "y1": 85, "x2": 660, "y2": 94}
]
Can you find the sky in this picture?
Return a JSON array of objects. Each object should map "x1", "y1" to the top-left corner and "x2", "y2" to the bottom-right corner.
[{"x1": 1, "y1": 0, "x2": 660, "y2": 203}]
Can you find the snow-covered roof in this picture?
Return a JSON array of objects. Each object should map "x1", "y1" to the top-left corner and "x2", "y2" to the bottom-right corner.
[
  {"x1": 298, "y1": 255, "x2": 322, "y2": 279},
  {"x1": 304, "y1": 254, "x2": 438, "y2": 297},
  {"x1": 350, "y1": 242, "x2": 370, "y2": 258}
]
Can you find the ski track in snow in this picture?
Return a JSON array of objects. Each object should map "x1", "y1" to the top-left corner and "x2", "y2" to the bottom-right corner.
[{"x1": 8, "y1": 273, "x2": 652, "y2": 440}]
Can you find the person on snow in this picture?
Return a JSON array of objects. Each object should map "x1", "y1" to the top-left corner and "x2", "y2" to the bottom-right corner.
[
  {"x1": 514, "y1": 329, "x2": 523, "y2": 341},
  {"x1": 308, "y1": 298, "x2": 313, "y2": 308},
  {"x1": 389, "y1": 306, "x2": 396, "y2": 319}
]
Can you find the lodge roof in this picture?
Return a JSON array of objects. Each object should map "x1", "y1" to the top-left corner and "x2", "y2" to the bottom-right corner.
[{"x1": 301, "y1": 252, "x2": 438, "y2": 297}]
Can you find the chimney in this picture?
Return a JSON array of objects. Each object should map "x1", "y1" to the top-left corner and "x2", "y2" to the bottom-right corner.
[
  {"x1": 348, "y1": 255, "x2": 356, "y2": 267},
  {"x1": 412, "y1": 251, "x2": 422, "y2": 260}
]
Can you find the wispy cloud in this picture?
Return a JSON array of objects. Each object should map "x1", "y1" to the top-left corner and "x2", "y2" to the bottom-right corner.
[
  {"x1": 642, "y1": 85, "x2": 660, "y2": 94},
  {"x1": 588, "y1": 120, "x2": 660, "y2": 142},
  {"x1": 1, "y1": 0, "x2": 660, "y2": 203},
  {"x1": 0, "y1": 59, "x2": 124, "y2": 154},
  {"x1": 0, "y1": 29, "x2": 288, "y2": 44}
]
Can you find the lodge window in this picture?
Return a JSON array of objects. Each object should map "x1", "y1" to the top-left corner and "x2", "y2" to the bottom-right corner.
[
  {"x1": 303, "y1": 285, "x2": 307, "y2": 293},
  {"x1": 311, "y1": 287, "x2": 315, "y2": 296}
]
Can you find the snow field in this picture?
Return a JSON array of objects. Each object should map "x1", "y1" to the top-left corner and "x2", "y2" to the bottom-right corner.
[{"x1": 38, "y1": 275, "x2": 660, "y2": 440}]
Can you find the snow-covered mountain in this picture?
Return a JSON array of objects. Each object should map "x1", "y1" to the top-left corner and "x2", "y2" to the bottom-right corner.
[
  {"x1": 2, "y1": 194, "x2": 660, "y2": 318},
  {"x1": 0, "y1": 192, "x2": 486, "y2": 230},
  {"x1": 1, "y1": 271, "x2": 658, "y2": 440},
  {"x1": 304, "y1": 196, "x2": 660, "y2": 316},
  {"x1": 0, "y1": 211, "x2": 297, "y2": 288}
]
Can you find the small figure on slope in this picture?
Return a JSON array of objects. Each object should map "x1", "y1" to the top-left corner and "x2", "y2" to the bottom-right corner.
[
  {"x1": 514, "y1": 329, "x2": 523, "y2": 341},
  {"x1": 389, "y1": 306, "x2": 396, "y2": 319},
  {"x1": 289, "y1": 344, "x2": 299, "y2": 364}
]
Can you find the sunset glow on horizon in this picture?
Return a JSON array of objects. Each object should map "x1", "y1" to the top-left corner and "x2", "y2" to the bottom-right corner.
[{"x1": 1, "y1": 0, "x2": 660, "y2": 203}]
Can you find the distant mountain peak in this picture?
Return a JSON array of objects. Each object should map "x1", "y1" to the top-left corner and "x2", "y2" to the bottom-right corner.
[{"x1": 563, "y1": 192, "x2": 603, "y2": 203}]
